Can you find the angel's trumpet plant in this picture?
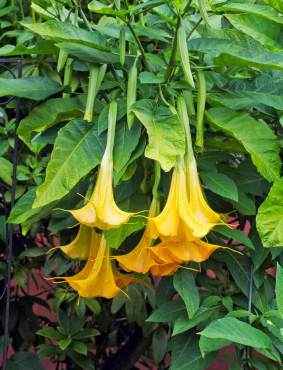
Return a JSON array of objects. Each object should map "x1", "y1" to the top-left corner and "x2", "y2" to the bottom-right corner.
[
  {"x1": 51, "y1": 225, "x2": 93, "y2": 260},
  {"x1": 69, "y1": 101, "x2": 133, "y2": 229},
  {"x1": 65, "y1": 235, "x2": 135, "y2": 299}
]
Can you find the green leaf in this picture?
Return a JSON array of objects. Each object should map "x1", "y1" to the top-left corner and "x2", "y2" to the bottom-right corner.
[
  {"x1": 189, "y1": 31, "x2": 283, "y2": 70},
  {"x1": 225, "y1": 13, "x2": 282, "y2": 50},
  {"x1": 37, "y1": 328, "x2": 64, "y2": 340},
  {"x1": 152, "y1": 328, "x2": 168, "y2": 364},
  {"x1": 7, "y1": 352, "x2": 45, "y2": 370},
  {"x1": 8, "y1": 188, "x2": 55, "y2": 234},
  {"x1": 57, "y1": 42, "x2": 132, "y2": 65},
  {"x1": 276, "y1": 263, "x2": 283, "y2": 317},
  {"x1": 199, "y1": 336, "x2": 230, "y2": 357},
  {"x1": 200, "y1": 171, "x2": 238, "y2": 201},
  {"x1": 173, "y1": 270, "x2": 200, "y2": 319},
  {"x1": 23, "y1": 20, "x2": 107, "y2": 50},
  {"x1": 132, "y1": 99, "x2": 185, "y2": 171},
  {"x1": 214, "y1": 225, "x2": 255, "y2": 250},
  {"x1": 33, "y1": 119, "x2": 105, "y2": 207},
  {"x1": 88, "y1": 0, "x2": 128, "y2": 15},
  {"x1": 206, "y1": 107, "x2": 280, "y2": 182},
  {"x1": 173, "y1": 306, "x2": 217, "y2": 336},
  {"x1": 73, "y1": 328, "x2": 100, "y2": 340},
  {"x1": 72, "y1": 341, "x2": 88, "y2": 356},
  {"x1": 262, "y1": 0, "x2": 283, "y2": 13},
  {"x1": 19, "y1": 247, "x2": 48, "y2": 258},
  {"x1": 209, "y1": 73, "x2": 283, "y2": 111},
  {"x1": 199, "y1": 317, "x2": 273, "y2": 349},
  {"x1": 113, "y1": 120, "x2": 141, "y2": 174},
  {"x1": 147, "y1": 300, "x2": 186, "y2": 323},
  {"x1": 18, "y1": 96, "x2": 85, "y2": 152},
  {"x1": 0, "y1": 157, "x2": 12, "y2": 185},
  {"x1": 257, "y1": 178, "x2": 283, "y2": 247},
  {"x1": 218, "y1": 3, "x2": 283, "y2": 25},
  {"x1": 104, "y1": 216, "x2": 146, "y2": 249},
  {"x1": 58, "y1": 338, "x2": 72, "y2": 351},
  {"x1": 170, "y1": 334, "x2": 214, "y2": 370},
  {"x1": 84, "y1": 298, "x2": 101, "y2": 315},
  {"x1": 0, "y1": 41, "x2": 57, "y2": 56},
  {"x1": 0, "y1": 77, "x2": 62, "y2": 100}
]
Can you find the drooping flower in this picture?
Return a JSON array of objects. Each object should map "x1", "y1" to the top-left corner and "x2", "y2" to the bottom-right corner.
[
  {"x1": 68, "y1": 101, "x2": 133, "y2": 230},
  {"x1": 148, "y1": 156, "x2": 220, "y2": 241},
  {"x1": 65, "y1": 235, "x2": 135, "y2": 299},
  {"x1": 54, "y1": 225, "x2": 93, "y2": 260},
  {"x1": 115, "y1": 197, "x2": 161, "y2": 274},
  {"x1": 186, "y1": 157, "x2": 222, "y2": 227},
  {"x1": 150, "y1": 238, "x2": 220, "y2": 265}
]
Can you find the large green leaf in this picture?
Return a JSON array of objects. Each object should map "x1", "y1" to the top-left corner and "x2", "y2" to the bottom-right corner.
[
  {"x1": 7, "y1": 352, "x2": 45, "y2": 370},
  {"x1": 113, "y1": 120, "x2": 141, "y2": 174},
  {"x1": 0, "y1": 77, "x2": 62, "y2": 100},
  {"x1": 256, "y1": 178, "x2": 283, "y2": 247},
  {"x1": 189, "y1": 31, "x2": 283, "y2": 70},
  {"x1": 0, "y1": 157, "x2": 12, "y2": 185},
  {"x1": 225, "y1": 14, "x2": 282, "y2": 50},
  {"x1": 23, "y1": 20, "x2": 108, "y2": 50},
  {"x1": 132, "y1": 100, "x2": 185, "y2": 171},
  {"x1": 173, "y1": 270, "x2": 200, "y2": 319},
  {"x1": 218, "y1": 3, "x2": 283, "y2": 25},
  {"x1": 206, "y1": 107, "x2": 280, "y2": 182},
  {"x1": 170, "y1": 334, "x2": 214, "y2": 370},
  {"x1": 104, "y1": 216, "x2": 146, "y2": 249},
  {"x1": 18, "y1": 96, "x2": 85, "y2": 152},
  {"x1": 263, "y1": 0, "x2": 283, "y2": 13},
  {"x1": 8, "y1": 188, "x2": 55, "y2": 235},
  {"x1": 0, "y1": 41, "x2": 57, "y2": 56},
  {"x1": 147, "y1": 300, "x2": 186, "y2": 323},
  {"x1": 199, "y1": 317, "x2": 273, "y2": 349},
  {"x1": 57, "y1": 42, "x2": 132, "y2": 65},
  {"x1": 214, "y1": 225, "x2": 255, "y2": 250},
  {"x1": 276, "y1": 263, "x2": 283, "y2": 317},
  {"x1": 209, "y1": 73, "x2": 283, "y2": 111},
  {"x1": 200, "y1": 171, "x2": 238, "y2": 201},
  {"x1": 199, "y1": 337, "x2": 230, "y2": 357},
  {"x1": 33, "y1": 119, "x2": 105, "y2": 208}
]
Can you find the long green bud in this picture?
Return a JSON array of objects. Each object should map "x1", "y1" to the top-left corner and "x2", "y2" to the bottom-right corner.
[
  {"x1": 84, "y1": 64, "x2": 107, "y2": 122},
  {"x1": 195, "y1": 70, "x2": 206, "y2": 149},
  {"x1": 177, "y1": 22, "x2": 195, "y2": 88}
]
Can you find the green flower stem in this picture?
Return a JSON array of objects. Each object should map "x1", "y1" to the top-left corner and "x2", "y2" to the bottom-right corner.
[
  {"x1": 195, "y1": 69, "x2": 206, "y2": 149},
  {"x1": 152, "y1": 162, "x2": 161, "y2": 199},
  {"x1": 177, "y1": 95, "x2": 194, "y2": 163},
  {"x1": 106, "y1": 100, "x2": 118, "y2": 160}
]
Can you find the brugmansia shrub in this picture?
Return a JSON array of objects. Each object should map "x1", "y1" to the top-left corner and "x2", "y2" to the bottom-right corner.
[{"x1": 1, "y1": 0, "x2": 283, "y2": 369}]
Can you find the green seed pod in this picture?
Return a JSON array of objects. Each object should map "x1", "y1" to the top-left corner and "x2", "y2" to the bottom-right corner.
[
  {"x1": 195, "y1": 70, "x2": 206, "y2": 149},
  {"x1": 63, "y1": 58, "x2": 73, "y2": 98},
  {"x1": 119, "y1": 25, "x2": 126, "y2": 67},
  {"x1": 177, "y1": 23, "x2": 195, "y2": 88},
  {"x1": 84, "y1": 64, "x2": 107, "y2": 122},
  {"x1": 183, "y1": 90, "x2": 196, "y2": 116},
  {"x1": 57, "y1": 49, "x2": 68, "y2": 73},
  {"x1": 127, "y1": 57, "x2": 138, "y2": 128}
]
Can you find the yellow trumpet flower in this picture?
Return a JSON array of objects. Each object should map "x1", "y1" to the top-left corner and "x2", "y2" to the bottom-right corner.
[
  {"x1": 65, "y1": 236, "x2": 135, "y2": 299},
  {"x1": 115, "y1": 198, "x2": 160, "y2": 274},
  {"x1": 150, "y1": 238, "x2": 220, "y2": 264},
  {"x1": 149, "y1": 156, "x2": 220, "y2": 241},
  {"x1": 70, "y1": 150, "x2": 133, "y2": 229},
  {"x1": 186, "y1": 157, "x2": 222, "y2": 226},
  {"x1": 68, "y1": 100, "x2": 133, "y2": 230},
  {"x1": 53, "y1": 225, "x2": 94, "y2": 260},
  {"x1": 150, "y1": 262, "x2": 179, "y2": 277}
]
